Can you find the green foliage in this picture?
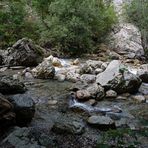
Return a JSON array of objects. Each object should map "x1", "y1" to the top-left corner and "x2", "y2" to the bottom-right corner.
[
  {"x1": 126, "y1": 0, "x2": 148, "y2": 57},
  {"x1": 0, "y1": 0, "x2": 39, "y2": 48},
  {"x1": 33, "y1": 0, "x2": 116, "y2": 54},
  {"x1": 97, "y1": 129, "x2": 147, "y2": 147}
]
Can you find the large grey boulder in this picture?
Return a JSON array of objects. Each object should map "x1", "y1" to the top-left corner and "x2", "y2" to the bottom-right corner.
[
  {"x1": 108, "y1": 23, "x2": 144, "y2": 58},
  {"x1": 0, "y1": 75, "x2": 26, "y2": 94},
  {"x1": 4, "y1": 38, "x2": 44, "y2": 66},
  {"x1": 8, "y1": 94, "x2": 35, "y2": 126},
  {"x1": 96, "y1": 60, "x2": 121, "y2": 86},
  {"x1": 107, "y1": 0, "x2": 144, "y2": 59},
  {"x1": 109, "y1": 71, "x2": 142, "y2": 94}
]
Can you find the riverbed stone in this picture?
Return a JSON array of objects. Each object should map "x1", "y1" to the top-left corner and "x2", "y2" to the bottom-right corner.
[
  {"x1": 52, "y1": 116, "x2": 85, "y2": 135},
  {"x1": 109, "y1": 71, "x2": 142, "y2": 94},
  {"x1": 0, "y1": 127, "x2": 57, "y2": 148},
  {"x1": 8, "y1": 94, "x2": 35, "y2": 126},
  {"x1": 86, "y1": 60, "x2": 103, "y2": 69},
  {"x1": 55, "y1": 74, "x2": 66, "y2": 82},
  {"x1": 32, "y1": 60, "x2": 55, "y2": 79},
  {"x1": 72, "y1": 58, "x2": 80, "y2": 65},
  {"x1": 137, "y1": 64, "x2": 148, "y2": 83},
  {"x1": 106, "y1": 90, "x2": 117, "y2": 98},
  {"x1": 86, "y1": 83, "x2": 100, "y2": 97},
  {"x1": 87, "y1": 115, "x2": 115, "y2": 129},
  {"x1": 101, "y1": 62, "x2": 108, "y2": 70},
  {"x1": 132, "y1": 95, "x2": 146, "y2": 103},
  {"x1": 76, "y1": 90, "x2": 91, "y2": 100},
  {"x1": 52, "y1": 57, "x2": 62, "y2": 67},
  {"x1": 94, "y1": 68, "x2": 103, "y2": 74},
  {"x1": 80, "y1": 74, "x2": 96, "y2": 84},
  {"x1": 96, "y1": 85, "x2": 105, "y2": 100},
  {"x1": 66, "y1": 71, "x2": 80, "y2": 82},
  {"x1": 25, "y1": 72, "x2": 34, "y2": 79},
  {"x1": 0, "y1": 75, "x2": 26, "y2": 94},
  {"x1": 80, "y1": 63, "x2": 93, "y2": 74},
  {"x1": 139, "y1": 83, "x2": 148, "y2": 95}
]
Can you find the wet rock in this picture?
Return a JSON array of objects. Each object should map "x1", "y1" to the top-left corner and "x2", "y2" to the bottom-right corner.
[
  {"x1": 0, "y1": 94, "x2": 15, "y2": 130},
  {"x1": 76, "y1": 90, "x2": 91, "y2": 100},
  {"x1": 25, "y1": 72, "x2": 34, "y2": 79},
  {"x1": 87, "y1": 115, "x2": 115, "y2": 129},
  {"x1": 70, "y1": 81, "x2": 88, "y2": 92},
  {"x1": 94, "y1": 68, "x2": 103, "y2": 74},
  {"x1": 80, "y1": 63, "x2": 93, "y2": 74},
  {"x1": 85, "y1": 99, "x2": 96, "y2": 106},
  {"x1": 0, "y1": 75, "x2": 26, "y2": 94},
  {"x1": 72, "y1": 58, "x2": 80, "y2": 65},
  {"x1": 4, "y1": 38, "x2": 44, "y2": 66},
  {"x1": 86, "y1": 60, "x2": 103, "y2": 69},
  {"x1": 32, "y1": 60, "x2": 55, "y2": 79},
  {"x1": 139, "y1": 83, "x2": 148, "y2": 95},
  {"x1": 101, "y1": 62, "x2": 108, "y2": 70},
  {"x1": 132, "y1": 95, "x2": 146, "y2": 103},
  {"x1": 66, "y1": 71, "x2": 80, "y2": 82},
  {"x1": 137, "y1": 64, "x2": 148, "y2": 83},
  {"x1": 116, "y1": 96, "x2": 127, "y2": 100},
  {"x1": 55, "y1": 74, "x2": 65, "y2": 82},
  {"x1": 0, "y1": 67, "x2": 7, "y2": 72},
  {"x1": 8, "y1": 94, "x2": 35, "y2": 126},
  {"x1": 106, "y1": 90, "x2": 117, "y2": 98},
  {"x1": 86, "y1": 83, "x2": 101, "y2": 97},
  {"x1": 80, "y1": 74, "x2": 96, "y2": 84},
  {"x1": 52, "y1": 57, "x2": 62, "y2": 67},
  {"x1": 96, "y1": 60, "x2": 121, "y2": 86},
  {"x1": 96, "y1": 85, "x2": 105, "y2": 100},
  {"x1": 48, "y1": 100, "x2": 58, "y2": 105},
  {"x1": 52, "y1": 116, "x2": 85, "y2": 135},
  {"x1": 0, "y1": 127, "x2": 57, "y2": 148},
  {"x1": 109, "y1": 71, "x2": 142, "y2": 94},
  {"x1": 44, "y1": 55, "x2": 54, "y2": 61}
]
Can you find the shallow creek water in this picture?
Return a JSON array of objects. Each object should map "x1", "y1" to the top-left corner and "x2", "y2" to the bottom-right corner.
[{"x1": 2, "y1": 66, "x2": 147, "y2": 146}]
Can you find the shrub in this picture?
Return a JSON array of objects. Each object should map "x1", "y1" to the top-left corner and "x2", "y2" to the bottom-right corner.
[
  {"x1": 0, "y1": 1, "x2": 39, "y2": 49},
  {"x1": 33, "y1": 0, "x2": 116, "y2": 54},
  {"x1": 126, "y1": 0, "x2": 148, "y2": 58}
]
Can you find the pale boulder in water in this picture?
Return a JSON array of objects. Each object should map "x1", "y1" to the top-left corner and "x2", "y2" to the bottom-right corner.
[{"x1": 96, "y1": 60, "x2": 121, "y2": 86}]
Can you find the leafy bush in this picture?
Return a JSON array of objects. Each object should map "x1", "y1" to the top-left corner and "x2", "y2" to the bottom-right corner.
[
  {"x1": 0, "y1": 1, "x2": 39, "y2": 49},
  {"x1": 33, "y1": 0, "x2": 116, "y2": 54},
  {"x1": 126, "y1": 0, "x2": 148, "y2": 57}
]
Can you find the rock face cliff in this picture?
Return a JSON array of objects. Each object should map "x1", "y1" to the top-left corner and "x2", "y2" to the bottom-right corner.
[{"x1": 107, "y1": 0, "x2": 144, "y2": 59}]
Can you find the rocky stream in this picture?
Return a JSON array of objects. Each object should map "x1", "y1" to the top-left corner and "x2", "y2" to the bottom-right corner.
[{"x1": 0, "y1": 0, "x2": 148, "y2": 147}]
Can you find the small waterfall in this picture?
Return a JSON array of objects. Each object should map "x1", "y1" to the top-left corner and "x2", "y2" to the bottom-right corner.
[{"x1": 69, "y1": 94, "x2": 122, "y2": 114}]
